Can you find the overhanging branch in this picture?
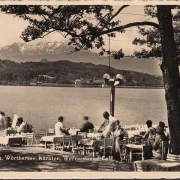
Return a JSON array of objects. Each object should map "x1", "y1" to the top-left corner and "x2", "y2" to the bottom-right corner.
[
  {"x1": 109, "y1": 5, "x2": 129, "y2": 23},
  {"x1": 99, "y1": 5, "x2": 129, "y2": 31},
  {"x1": 98, "y1": 21, "x2": 159, "y2": 36},
  {"x1": 67, "y1": 21, "x2": 159, "y2": 37}
]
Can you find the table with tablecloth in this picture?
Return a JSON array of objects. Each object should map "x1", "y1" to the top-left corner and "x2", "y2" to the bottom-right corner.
[
  {"x1": 40, "y1": 135, "x2": 64, "y2": 149},
  {"x1": 79, "y1": 138, "x2": 104, "y2": 156},
  {"x1": 125, "y1": 144, "x2": 145, "y2": 163},
  {"x1": 0, "y1": 136, "x2": 23, "y2": 146},
  {"x1": 134, "y1": 159, "x2": 180, "y2": 171}
]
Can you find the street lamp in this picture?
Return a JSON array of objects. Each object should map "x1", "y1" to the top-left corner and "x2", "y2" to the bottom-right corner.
[{"x1": 103, "y1": 73, "x2": 123, "y2": 116}]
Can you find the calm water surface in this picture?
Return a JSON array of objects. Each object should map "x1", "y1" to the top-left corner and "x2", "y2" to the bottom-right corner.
[{"x1": 0, "y1": 86, "x2": 167, "y2": 133}]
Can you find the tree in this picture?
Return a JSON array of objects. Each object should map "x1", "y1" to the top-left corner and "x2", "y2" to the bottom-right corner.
[
  {"x1": 133, "y1": 6, "x2": 180, "y2": 154},
  {"x1": 133, "y1": 6, "x2": 180, "y2": 63},
  {"x1": 1, "y1": 5, "x2": 180, "y2": 154}
]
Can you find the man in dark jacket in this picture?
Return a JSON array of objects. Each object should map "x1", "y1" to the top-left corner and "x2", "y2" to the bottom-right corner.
[{"x1": 80, "y1": 116, "x2": 94, "y2": 133}]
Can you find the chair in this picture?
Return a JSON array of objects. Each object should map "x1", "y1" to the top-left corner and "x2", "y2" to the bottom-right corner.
[
  {"x1": 62, "y1": 136, "x2": 72, "y2": 151},
  {"x1": 78, "y1": 132, "x2": 87, "y2": 138},
  {"x1": 34, "y1": 133, "x2": 46, "y2": 147},
  {"x1": 133, "y1": 145, "x2": 152, "y2": 161},
  {"x1": 54, "y1": 136, "x2": 64, "y2": 151},
  {"x1": 26, "y1": 133, "x2": 36, "y2": 146},
  {"x1": 133, "y1": 161, "x2": 148, "y2": 172},
  {"x1": 98, "y1": 138, "x2": 114, "y2": 158},
  {"x1": 119, "y1": 140, "x2": 129, "y2": 161},
  {"x1": 166, "y1": 153, "x2": 180, "y2": 161},
  {"x1": 22, "y1": 133, "x2": 37, "y2": 146},
  {"x1": 71, "y1": 135, "x2": 82, "y2": 154},
  {"x1": 98, "y1": 160, "x2": 116, "y2": 171},
  {"x1": 123, "y1": 133, "x2": 129, "y2": 143}
]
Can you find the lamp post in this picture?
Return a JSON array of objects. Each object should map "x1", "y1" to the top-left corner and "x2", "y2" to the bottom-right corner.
[{"x1": 103, "y1": 73, "x2": 123, "y2": 116}]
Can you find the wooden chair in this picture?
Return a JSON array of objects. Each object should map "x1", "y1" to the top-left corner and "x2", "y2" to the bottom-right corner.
[
  {"x1": 98, "y1": 160, "x2": 116, "y2": 171},
  {"x1": 54, "y1": 136, "x2": 64, "y2": 151},
  {"x1": 133, "y1": 145, "x2": 152, "y2": 161},
  {"x1": 99, "y1": 138, "x2": 114, "y2": 158},
  {"x1": 123, "y1": 133, "x2": 129, "y2": 143},
  {"x1": 119, "y1": 139, "x2": 129, "y2": 162},
  {"x1": 133, "y1": 161, "x2": 148, "y2": 172},
  {"x1": 71, "y1": 135, "x2": 83, "y2": 154},
  {"x1": 78, "y1": 132, "x2": 87, "y2": 138},
  {"x1": 166, "y1": 153, "x2": 180, "y2": 161},
  {"x1": 22, "y1": 133, "x2": 37, "y2": 146},
  {"x1": 26, "y1": 133, "x2": 36, "y2": 146},
  {"x1": 62, "y1": 136, "x2": 72, "y2": 151},
  {"x1": 34, "y1": 133, "x2": 46, "y2": 147}
]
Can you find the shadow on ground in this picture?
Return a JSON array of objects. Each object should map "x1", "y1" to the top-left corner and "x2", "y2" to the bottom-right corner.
[
  {"x1": 0, "y1": 147, "x2": 132, "y2": 172},
  {"x1": 0, "y1": 147, "x2": 98, "y2": 172}
]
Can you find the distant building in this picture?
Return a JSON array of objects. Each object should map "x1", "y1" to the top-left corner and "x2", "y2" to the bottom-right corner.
[
  {"x1": 74, "y1": 78, "x2": 90, "y2": 87},
  {"x1": 38, "y1": 75, "x2": 56, "y2": 83},
  {"x1": 75, "y1": 79, "x2": 82, "y2": 87},
  {"x1": 92, "y1": 79, "x2": 104, "y2": 85},
  {"x1": 30, "y1": 82, "x2": 37, "y2": 86},
  {"x1": 75, "y1": 78, "x2": 105, "y2": 87}
]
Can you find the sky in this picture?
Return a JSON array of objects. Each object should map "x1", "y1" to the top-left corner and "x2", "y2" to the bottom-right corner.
[{"x1": 0, "y1": 5, "x2": 156, "y2": 55}]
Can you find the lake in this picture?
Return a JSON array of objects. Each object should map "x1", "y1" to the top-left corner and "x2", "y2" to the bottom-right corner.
[{"x1": 0, "y1": 86, "x2": 168, "y2": 134}]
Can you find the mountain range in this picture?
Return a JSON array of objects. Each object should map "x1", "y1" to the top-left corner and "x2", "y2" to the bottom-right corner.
[{"x1": 0, "y1": 41, "x2": 162, "y2": 76}]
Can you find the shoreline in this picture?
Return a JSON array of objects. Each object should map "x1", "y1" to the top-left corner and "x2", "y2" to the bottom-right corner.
[{"x1": 0, "y1": 84, "x2": 164, "y2": 89}]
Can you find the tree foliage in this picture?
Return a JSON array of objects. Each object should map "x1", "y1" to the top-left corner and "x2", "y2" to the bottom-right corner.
[
  {"x1": 0, "y1": 59, "x2": 163, "y2": 86},
  {"x1": 0, "y1": 5, "x2": 160, "y2": 60},
  {"x1": 133, "y1": 6, "x2": 180, "y2": 64}
]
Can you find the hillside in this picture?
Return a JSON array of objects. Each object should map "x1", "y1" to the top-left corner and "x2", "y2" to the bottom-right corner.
[
  {"x1": 0, "y1": 59, "x2": 163, "y2": 87},
  {"x1": 0, "y1": 42, "x2": 162, "y2": 76}
]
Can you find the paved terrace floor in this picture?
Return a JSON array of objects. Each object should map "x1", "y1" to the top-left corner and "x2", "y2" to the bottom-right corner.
[{"x1": 0, "y1": 146, "x2": 132, "y2": 172}]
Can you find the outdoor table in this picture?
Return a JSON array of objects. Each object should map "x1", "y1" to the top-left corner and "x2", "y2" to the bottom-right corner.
[
  {"x1": 125, "y1": 144, "x2": 144, "y2": 163},
  {"x1": 40, "y1": 135, "x2": 64, "y2": 150},
  {"x1": 0, "y1": 135, "x2": 23, "y2": 147},
  {"x1": 79, "y1": 138, "x2": 104, "y2": 157},
  {"x1": 134, "y1": 159, "x2": 180, "y2": 171}
]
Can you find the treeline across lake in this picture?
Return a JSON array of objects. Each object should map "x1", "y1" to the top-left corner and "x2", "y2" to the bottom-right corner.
[{"x1": 0, "y1": 59, "x2": 163, "y2": 87}]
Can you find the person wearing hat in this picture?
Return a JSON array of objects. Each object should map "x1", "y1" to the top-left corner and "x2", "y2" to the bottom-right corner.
[
  {"x1": 79, "y1": 116, "x2": 94, "y2": 133},
  {"x1": 152, "y1": 126, "x2": 168, "y2": 159},
  {"x1": 55, "y1": 116, "x2": 69, "y2": 135}
]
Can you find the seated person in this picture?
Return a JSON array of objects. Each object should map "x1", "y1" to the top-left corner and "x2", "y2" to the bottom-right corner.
[
  {"x1": 4, "y1": 116, "x2": 12, "y2": 129},
  {"x1": 158, "y1": 121, "x2": 169, "y2": 140},
  {"x1": 0, "y1": 112, "x2": 5, "y2": 130},
  {"x1": 113, "y1": 120, "x2": 128, "y2": 140},
  {"x1": 80, "y1": 116, "x2": 94, "y2": 133},
  {"x1": 143, "y1": 120, "x2": 156, "y2": 146},
  {"x1": 55, "y1": 116, "x2": 69, "y2": 135},
  {"x1": 16, "y1": 117, "x2": 28, "y2": 133},
  {"x1": 152, "y1": 126, "x2": 168, "y2": 159}
]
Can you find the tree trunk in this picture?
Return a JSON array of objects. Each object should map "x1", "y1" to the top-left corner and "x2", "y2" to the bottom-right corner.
[{"x1": 157, "y1": 5, "x2": 180, "y2": 154}]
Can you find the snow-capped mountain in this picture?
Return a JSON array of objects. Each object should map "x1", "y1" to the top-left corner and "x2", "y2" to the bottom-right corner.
[
  {"x1": 0, "y1": 41, "x2": 162, "y2": 76},
  {"x1": 0, "y1": 41, "x2": 74, "y2": 59}
]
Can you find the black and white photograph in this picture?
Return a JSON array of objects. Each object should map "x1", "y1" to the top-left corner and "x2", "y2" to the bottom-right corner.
[{"x1": 0, "y1": 4, "x2": 179, "y2": 175}]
